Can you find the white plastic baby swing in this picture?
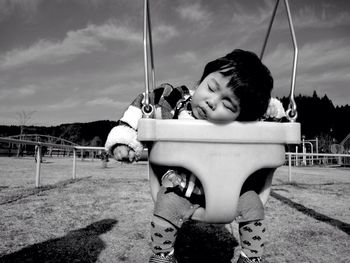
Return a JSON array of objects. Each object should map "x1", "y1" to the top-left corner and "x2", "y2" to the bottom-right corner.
[{"x1": 138, "y1": 0, "x2": 301, "y2": 224}]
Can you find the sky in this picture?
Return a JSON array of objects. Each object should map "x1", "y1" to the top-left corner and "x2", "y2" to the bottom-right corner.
[{"x1": 0, "y1": 0, "x2": 349, "y2": 126}]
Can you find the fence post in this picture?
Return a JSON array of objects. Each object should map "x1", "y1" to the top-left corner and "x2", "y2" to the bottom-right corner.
[
  {"x1": 35, "y1": 145, "x2": 42, "y2": 187},
  {"x1": 338, "y1": 155, "x2": 342, "y2": 166},
  {"x1": 288, "y1": 153, "x2": 292, "y2": 183},
  {"x1": 72, "y1": 148, "x2": 77, "y2": 179}
]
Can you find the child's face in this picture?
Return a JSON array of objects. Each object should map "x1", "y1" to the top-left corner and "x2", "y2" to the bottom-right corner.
[{"x1": 191, "y1": 72, "x2": 240, "y2": 123}]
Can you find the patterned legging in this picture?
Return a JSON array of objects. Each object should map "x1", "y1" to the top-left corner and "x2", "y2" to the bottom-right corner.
[{"x1": 150, "y1": 190, "x2": 266, "y2": 258}]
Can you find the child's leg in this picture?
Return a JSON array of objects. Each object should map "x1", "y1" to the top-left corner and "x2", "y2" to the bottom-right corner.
[
  {"x1": 150, "y1": 215, "x2": 178, "y2": 255},
  {"x1": 237, "y1": 191, "x2": 266, "y2": 262},
  {"x1": 150, "y1": 186, "x2": 199, "y2": 260}
]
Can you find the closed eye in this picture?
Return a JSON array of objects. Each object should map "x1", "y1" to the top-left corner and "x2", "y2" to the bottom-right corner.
[
  {"x1": 223, "y1": 97, "x2": 240, "y2": 113},
  {"x1": 223, "y1": 100, "x2": 234, "y2": 111}
]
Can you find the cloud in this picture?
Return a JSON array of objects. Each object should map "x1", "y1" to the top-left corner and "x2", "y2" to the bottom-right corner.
[
  {"x1": 84, "y1": 21, "x2": 141, "y2": 43},
  {"x1": 86, "y1": 97, "x2": 128, "y2": 107},
  {"x1": 98, "y1": 80, "x2": 144, "y2": 96},
  {"x1": 18, "y1": 84, "x2": 40, "y2": 96},
  {"x1": 295, "y1": 6, "x2": 350, "y2": 29},
  {"x1": 174, "y1": 51, "x2": 198, "y2": 63},
  {"x1": 0, "y1": 19, "x2": 177, "y2": 70},
  {"x1": 176, "y1": 2, "x2": 212, "y2": 28},
  {"x1": 265, "y1": 38, "x2": 350, "y2": 76},
  {"x1": 0, "y1": 84, "x2": 41, "y2": 99},
  {"x1": 231, "y1": 2, "x2": 271, "y2": 29},
  {"x1": 228, "y1": 1, "x2": 350, "y2": 40},
  {"x1": 296, "y1": 39, "x2": 350, "y2": 79},
  {"x1": 0, "y1": 0, "x2": 42, "y2": 22},
  {"x1": 45, "y1": 97, "x2": 82, "y2": 111},
  {"x1": 272, "y1": 4, "x2": 350, "y2": 30},
  {"x1": 264, "y1": 38, "x2": 350, "y2": 105},
  {"x1": 296, "y1": 47, "x2": 350, "y2": 101},
  {"x1": 226, "y1": 1, "x2": 274, "y2": 47},
  {"x1": 0, "y1": 20, "x2": 141, "y2": 70},
  {"x1": 153, "y1": 25, "x2": 179, "y2": 43},
  {"x1": 299, "y1": 67, "x2": 350, "y2": 92}
]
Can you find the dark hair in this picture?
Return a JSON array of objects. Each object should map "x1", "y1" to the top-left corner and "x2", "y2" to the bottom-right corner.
[{"x1": 199, "y1": 49, "x2": 273, "y2": 121}]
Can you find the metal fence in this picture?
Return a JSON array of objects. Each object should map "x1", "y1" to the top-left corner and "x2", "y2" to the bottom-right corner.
[
  {"x1": 0, "y1": 137, "x2": 105, "y2": 187},
  {"x1": 285, "y1": 152, "x2": 350, "y2": 183},
  {"x1": 1, "y1": 137, "x2": 349, "y2": 188}
]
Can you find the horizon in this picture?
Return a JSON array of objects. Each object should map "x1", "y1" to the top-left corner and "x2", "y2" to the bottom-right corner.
[{"x1": 0, "y1": 0, "x2": 349, "y2": 126}]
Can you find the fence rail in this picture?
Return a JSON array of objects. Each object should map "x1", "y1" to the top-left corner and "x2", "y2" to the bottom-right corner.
[
  {"x1": 0, "y1": 137, "x2": 105, "y2": 187},
  {"x1": 285, "y1": 152, "x2": 350, "y2": 183}
]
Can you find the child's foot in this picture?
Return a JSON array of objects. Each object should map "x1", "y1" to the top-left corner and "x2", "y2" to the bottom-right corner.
[
  {"x1": 149, "y1": 253, "x2": 177, "y2": 263},
  {"x1": 237, "y1": 254, "x2": 261, "y2": 263}
]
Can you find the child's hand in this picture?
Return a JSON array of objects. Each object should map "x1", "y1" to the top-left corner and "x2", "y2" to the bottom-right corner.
[
  {"x1": 113, "y1": 145, "x2": 137, "y2": 162},
  {"x1": 191, "y1": 207, "x2": 206, "y2": 221}
]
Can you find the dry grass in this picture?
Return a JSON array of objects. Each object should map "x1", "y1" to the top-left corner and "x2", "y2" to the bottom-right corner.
[{"x1": 0, "y1": 157, "x2": 349, "y2": 263}]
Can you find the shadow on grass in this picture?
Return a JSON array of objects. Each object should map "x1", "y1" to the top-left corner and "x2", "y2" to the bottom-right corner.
[
  {"x1": 0, "y1": 219, "x2": 118, "y2": 263},
  {"x1": 175, "y1": 220, "x2": 238, "y2": 263},
  {"x1": 271, "y1": 191, "x2": 350, "y2": 235}
]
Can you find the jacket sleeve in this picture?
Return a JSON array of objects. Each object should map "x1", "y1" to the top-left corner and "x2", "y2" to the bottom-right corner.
[
  {"x1": 104, "y1": 92, "x2": 147, "y2": 158},
  {"x1": 104, "y1": 83, "x2": 183, "y2": 157}
]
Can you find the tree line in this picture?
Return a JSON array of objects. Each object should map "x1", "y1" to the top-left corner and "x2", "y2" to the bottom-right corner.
[{"x1": 281, "y1": 91, "x2": 349, "y2": 145}]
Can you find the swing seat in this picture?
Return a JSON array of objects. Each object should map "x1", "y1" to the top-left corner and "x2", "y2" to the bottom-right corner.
[{"x1": 138, "y1": 118, "x2": 300, "y2": 223}]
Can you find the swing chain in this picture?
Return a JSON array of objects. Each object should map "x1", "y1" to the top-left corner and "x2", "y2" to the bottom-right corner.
[
  {"x1": 142, "y1": 0, "x2": 155, "y2": 118},
  {"x1": 261, "y1": 0, "x2": 299, "y2": 123},
  {"x1": 284, "y1": 0, "x2": 298, "y2": 122}
]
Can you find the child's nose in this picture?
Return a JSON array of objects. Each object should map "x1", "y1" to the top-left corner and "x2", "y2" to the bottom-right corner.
[{"x1": 206, "y1": 98, "x2": 217, "y2": 110}]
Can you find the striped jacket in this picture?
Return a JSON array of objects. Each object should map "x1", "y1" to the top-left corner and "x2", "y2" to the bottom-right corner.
[
  {"x1": 105, "y1": 83, "x2": 203, "y2": 197},
  {"x1": 105, "y1": 83, "x2": 193, "y2": 158}
]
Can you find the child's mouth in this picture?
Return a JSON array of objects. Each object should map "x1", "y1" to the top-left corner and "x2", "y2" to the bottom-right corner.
[{"x1": 196, "y1": 106, "x2": 207, "y2": 120}]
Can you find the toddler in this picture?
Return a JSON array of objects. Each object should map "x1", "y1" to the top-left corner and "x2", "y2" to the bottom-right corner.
[{"x1": 105, "y1": 49, "x2": 277, "y2": 263}]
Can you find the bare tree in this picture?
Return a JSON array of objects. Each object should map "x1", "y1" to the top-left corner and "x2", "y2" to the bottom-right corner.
[{"x1": 16, "y1": 110, "x2": 35, "y2": 157}]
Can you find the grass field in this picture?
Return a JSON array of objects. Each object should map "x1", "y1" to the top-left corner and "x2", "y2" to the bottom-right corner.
[{"x1": 0, "y1": 157, "x2": 349, "y2": 263}]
